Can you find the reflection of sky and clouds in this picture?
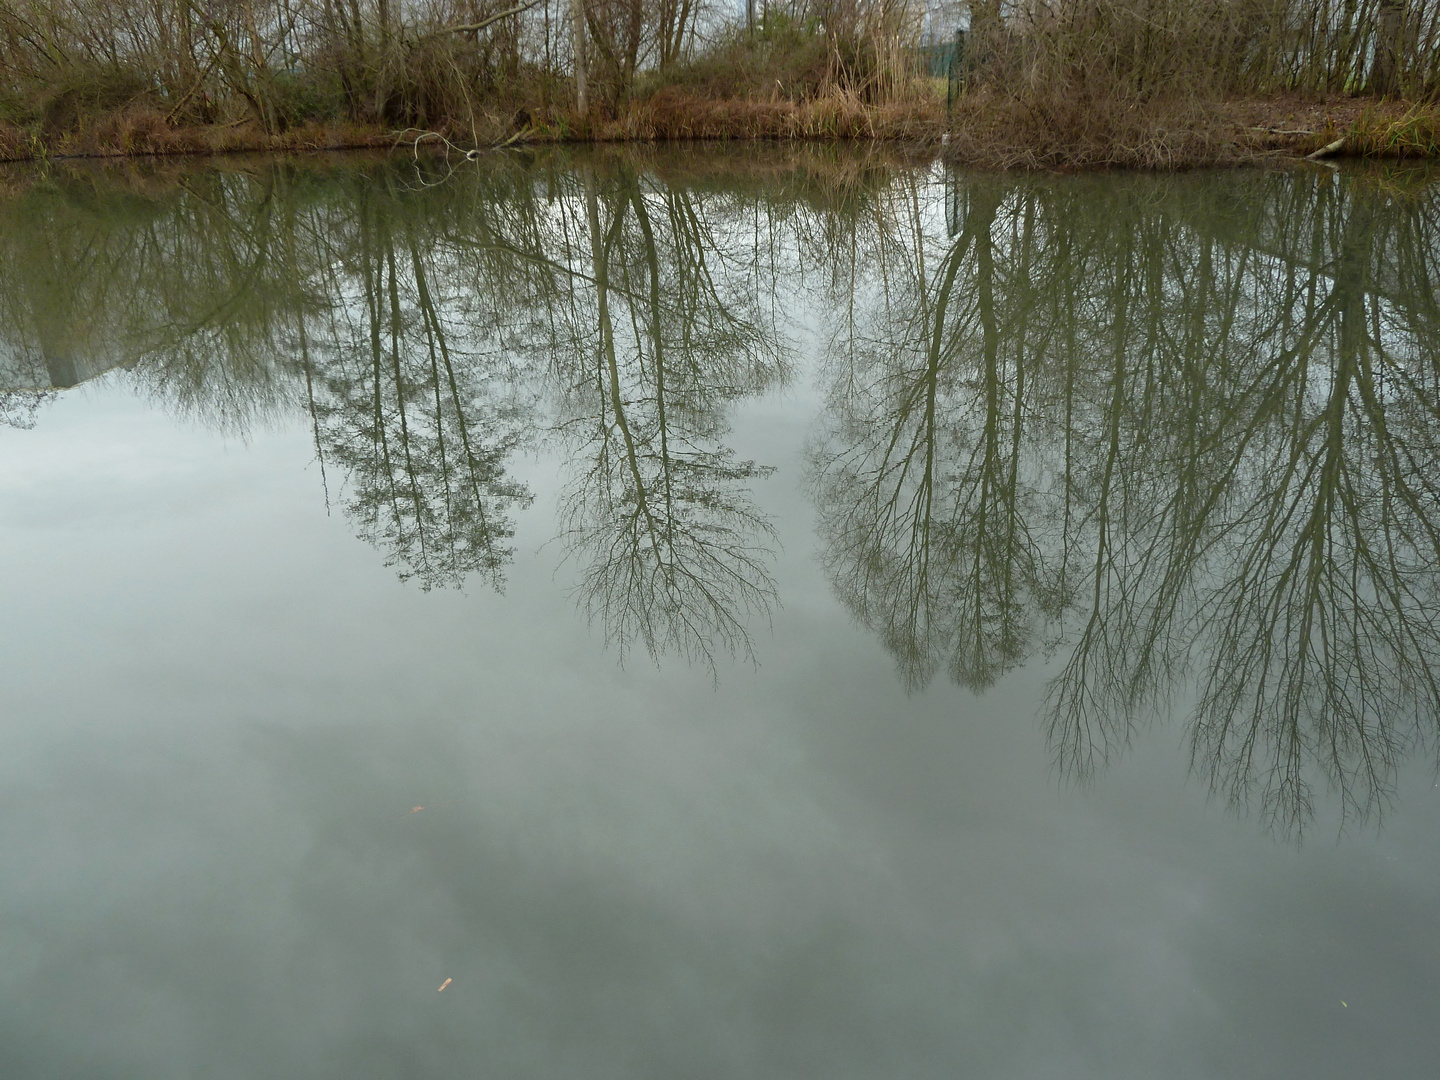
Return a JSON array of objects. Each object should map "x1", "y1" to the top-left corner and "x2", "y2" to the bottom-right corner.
[{"x1": 1, "y1": 150, "x2": 1439, "y2": 1078}]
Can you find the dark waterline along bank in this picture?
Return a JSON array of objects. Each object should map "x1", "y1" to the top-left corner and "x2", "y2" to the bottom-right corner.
[{"x1": 2, "y1": 92, "x2": 1439, "y2": 171}]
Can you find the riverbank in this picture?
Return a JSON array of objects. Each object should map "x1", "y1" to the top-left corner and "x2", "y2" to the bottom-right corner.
[
  {"x1": 1, "y1": 92, "x2": 1436, "y2": 170},
  {"x1": 947, "y1": 91, "x2": 1440, "y2": 169}
]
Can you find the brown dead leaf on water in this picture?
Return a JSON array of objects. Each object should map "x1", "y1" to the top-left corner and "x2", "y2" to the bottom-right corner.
[{"x1": 438, "y1": 978, "x2": 452, "y2": 992}]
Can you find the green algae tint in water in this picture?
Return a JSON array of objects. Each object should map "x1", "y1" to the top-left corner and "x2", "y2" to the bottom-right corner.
[{"x1": 1, "y1": 148, "x2": 1439, "y2": 1079}]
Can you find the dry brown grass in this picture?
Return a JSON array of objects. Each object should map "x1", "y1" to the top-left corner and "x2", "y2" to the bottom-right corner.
[
  {"x1": 1224, "y1": 96, "x2": 1440, "y2": 162},
  {"x1": 0, "y1": 110, "x2": 399, "y2": 162},
  {"x1": 935, "y1": 91, "x2": 1440, "y2": 170},
  {"x1": 605, "y1": 85, "x2": 943, "y2": 141},
  {"x1": 0, "y1": 83, "x2": 947, "y2": 161},
  {"x1": 943, "y1": 87, "x2": 1238, "y2": 170},
  {"x1": 1, "y1": 86, "x2": 1435, "y2": 170}
]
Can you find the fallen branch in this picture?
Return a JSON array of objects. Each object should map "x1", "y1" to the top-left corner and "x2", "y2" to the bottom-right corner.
[
  {"x1": 400, "y1": 125, "x2": 532, "y2": 162},
  {"x1": 1305, "y1": 137, "x2": 1345, "y2": 160}
]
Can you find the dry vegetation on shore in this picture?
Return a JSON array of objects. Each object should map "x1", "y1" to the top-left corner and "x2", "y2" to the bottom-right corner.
[{"x1": 1, "y1": 0, "x2": 1438, "y2": 167}]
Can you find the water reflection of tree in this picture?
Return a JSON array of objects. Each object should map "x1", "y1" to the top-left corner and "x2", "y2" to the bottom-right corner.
[
  {"x1": 0, "y1": 154, "x2": 795, "y2": 663},
  {"x1": 813, "y1": 168, "x2": 1440, "y2": 833},
  {"x1": 297, "y1": 174, "x2": 535, "y2": 591},
  {"x1": 0, "y1": 169, "x2": 304, "y2": 421},
  {"x1": 0, "y1": 164, "x2": 539, "y2": 590},
  {"x1": 550, "y1": 164, "x2": 789, "y2": 673},
  {"x1": 813, "y1": 179, "x2": 1056, "y2": 692}
]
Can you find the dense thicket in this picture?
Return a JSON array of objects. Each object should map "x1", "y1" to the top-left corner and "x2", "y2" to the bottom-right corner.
[
  {"x1": 0, "y1": 0, "x2": 1436, "y2": 153},
  {"x1": 964, "y1": 0, "x2": 1440, "y2": 101},
  {"x1": 0, "y1": 0, "x2": 930, "y2": 145},
  {"x1": 941, "y1": 0, "x2": 1440, "y2": 166}
]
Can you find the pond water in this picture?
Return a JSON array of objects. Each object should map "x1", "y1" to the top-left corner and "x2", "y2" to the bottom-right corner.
[{"x1": 2, "y1": 146, "x2": 1439, "y2": 1078}]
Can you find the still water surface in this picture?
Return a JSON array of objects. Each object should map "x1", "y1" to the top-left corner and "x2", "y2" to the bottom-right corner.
[{"x1": 2, "y1": 147, "x2": 1439, "y2": 1077}]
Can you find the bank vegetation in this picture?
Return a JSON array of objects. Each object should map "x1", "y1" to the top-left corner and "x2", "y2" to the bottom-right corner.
[{"x1": 1, "y1": 0, "x2": 1439, "y2": 165}]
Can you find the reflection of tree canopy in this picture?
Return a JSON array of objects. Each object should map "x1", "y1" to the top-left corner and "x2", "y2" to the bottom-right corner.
[
  {"x1": 550, "y1": 165, "x2": 789, "y2": 673},
  {"x1": 8, "y1": 152, "x2": 1440, "y2": 813},
  {"x1": 812, "y1": 177, "x2": 1057, "y2": 693},
  {"x1": 293, "y1": 173, "x2": 535, "y2": 590},
  {"x1": 0, "y1": 164, "x2": 540, "y2": 590},
  {"x1": 0, "y1": 151, "x2": 804, "y2": 657},
  {"x1": 812, "y1": 167, "x2": 1440, "y2": 834}
]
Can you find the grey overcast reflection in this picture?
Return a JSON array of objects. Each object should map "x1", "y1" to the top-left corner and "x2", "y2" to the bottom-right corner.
[{"x1": 2, "y1": 147, "x2": 1439, "y2": 1079}]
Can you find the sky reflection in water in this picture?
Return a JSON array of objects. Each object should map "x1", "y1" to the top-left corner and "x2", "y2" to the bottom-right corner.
[{"x1": 1, "y1": 148, "x2": 1439, "y2": 1078}]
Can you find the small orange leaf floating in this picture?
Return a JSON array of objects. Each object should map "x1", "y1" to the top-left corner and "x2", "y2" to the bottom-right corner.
[
  {"x1": 438, "y1": 978, "x2": 452, "y2": 992},
  {"x1": 411, "y1": 807, "x2": 425, "y2": 813}
]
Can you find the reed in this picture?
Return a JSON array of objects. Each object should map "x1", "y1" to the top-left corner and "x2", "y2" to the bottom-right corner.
[{"x1": 1340, "y1": 102, "x2": 1440, "y2": 157}]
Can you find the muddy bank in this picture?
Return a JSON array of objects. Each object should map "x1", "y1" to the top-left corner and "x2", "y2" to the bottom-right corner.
[{"x1": 1, "y1": 93, "x2": 1435, "y2": 170}]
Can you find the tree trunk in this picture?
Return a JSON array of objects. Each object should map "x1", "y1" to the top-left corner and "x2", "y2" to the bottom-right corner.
[
  {"x1": 1369, "y1": 0, "x2": 1406, "y2": 96},
  {"x1": 572, "y1": 0, "x2": 588, "y2": 112}
]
